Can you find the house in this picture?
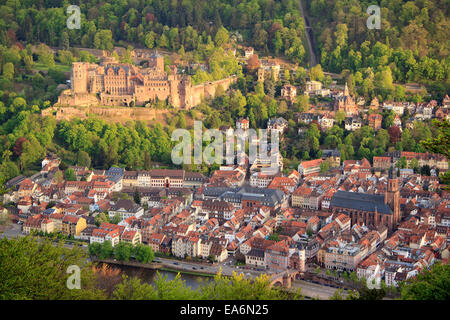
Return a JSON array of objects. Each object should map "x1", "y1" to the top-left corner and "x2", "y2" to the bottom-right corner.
[
  {"x1": 280, "y1": 84, "x2": 297, "y2": 103},
  {"x1": 210, "y1": 242, "x2": 228, "y2": 262},
  {"x1": 267, "y1": 117, "x2": 288, "y2": 134},
  {"x1": 245, "y1": 248, "x2": 266, "y2": 268},
  {"x1": 244, "y1": 47, "x2": 254, "y2": 59},
  {"x1": 148, "y1": 233, "x2": 166, "y2": 253},
  {"x1": 368, "y1": 114, "x2": 382, "y2": 131},
  {"x1": 373, "y1": 156, "x2": 391, "y2": 171},
  {"x1": 121, "y1": 230, "x2": 142, "y2": 246},
  {"x1": 265, "y1": 240, "x2": 290, "y2": 271},
  {"x1": 318, "y1": 114, "x2": 334, "y2": 131},
  {"x1": 298, "y1": 159, "x2": 323, "y2": 176},
  {"x1": 236, "y1": 118, "x2": 249, "y2": 130},
  {"x1": 62, "y1": 215, "x2": 86, "y2": 236},
  {"x1": 250, "y1": 172, "x2": 277, "y2": 188},
  {"x1": 90, "y1": 228, "x2": 121, "y2": 246},
  {"x1": 109, "y1": 199, "x2": 144, "y2": 220},
  {"x1": 345, "y1": 117, "x2": 362, "y2": 131}
]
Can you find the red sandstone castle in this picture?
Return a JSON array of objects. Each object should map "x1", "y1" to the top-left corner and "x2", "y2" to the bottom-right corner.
[{"x1": 58, "y1": 53, "x2": 235, "y2": 109}]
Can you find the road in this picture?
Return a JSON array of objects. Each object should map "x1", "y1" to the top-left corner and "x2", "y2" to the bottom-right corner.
[
  {"x1": 298, "y1": 0, "x2": 318, "y2": 67},
  {"x1": 291, "y1": 280, "x2": 344, "y2": 299}
]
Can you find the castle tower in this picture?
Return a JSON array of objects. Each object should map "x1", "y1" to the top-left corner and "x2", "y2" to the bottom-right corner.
[
  {"x1": 385, "y1": 178, "x2": 400, "y2": 227},
  {"x1": 150, "y1": 51, "x2": 164, "y2": 72},
  {"x1": 257, "y1": 67, "x2": 265, "y2": 82},
  {"x1": 72, "y1": 62, "x2": 88, "y2": 93}
]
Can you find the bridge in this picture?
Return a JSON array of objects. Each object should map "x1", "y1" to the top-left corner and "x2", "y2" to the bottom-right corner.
[{"x1": 269, "y1": 270, "x2": 304, "y2": 289}]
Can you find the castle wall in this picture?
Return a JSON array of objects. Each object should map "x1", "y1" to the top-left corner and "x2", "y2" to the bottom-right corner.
[
  {"x1": 42, "y1": 105, "x2": 169, "y2": 123},
  {"x1": 189, "y1": 76, "x2": 237, "y2": 108}
]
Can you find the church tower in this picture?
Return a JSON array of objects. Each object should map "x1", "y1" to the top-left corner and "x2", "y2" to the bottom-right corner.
[
  {"x1": 385, "y1": 178, "x2": 401, "y2": 227},
  {"x1": 344, "y1": 82, "x2": 349, "y2": 97}
]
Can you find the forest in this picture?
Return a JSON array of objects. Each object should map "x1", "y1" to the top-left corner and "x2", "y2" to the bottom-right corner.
[
  {"x1": 0, "y1": 0, "x2": 306, "y2": 65},
  {"x1": 306, "y1": 0, "x2": 449, "y2": 99}
]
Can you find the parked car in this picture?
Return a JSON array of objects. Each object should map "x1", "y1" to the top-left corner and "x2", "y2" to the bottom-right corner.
[
  {"x1": 192, "y1": 267, "x2": 197, "y2": 270},
  {"x1": 173, "y1": 262, "x2": 179, "y2": 265}
]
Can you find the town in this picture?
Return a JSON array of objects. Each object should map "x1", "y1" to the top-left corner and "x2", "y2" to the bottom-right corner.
[
  {"x1": 2, "y1": 86, "x2": 449, "y2": 293},
  {"x1": 0, "y1": 0, "x2": 448, "y2": 303}
]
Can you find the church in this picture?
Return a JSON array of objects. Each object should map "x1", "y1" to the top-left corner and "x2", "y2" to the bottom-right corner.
[
  {"x1": 330, "y1": 179, "x2": 401, "y2": 232},
  {"x1": 334, "y1": 82, "x2": 359, "y2": 116}
]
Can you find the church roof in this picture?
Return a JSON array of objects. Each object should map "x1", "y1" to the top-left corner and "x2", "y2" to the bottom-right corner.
[{"x1": 331, "y1": 190, "x2": 392, "y2": 215}]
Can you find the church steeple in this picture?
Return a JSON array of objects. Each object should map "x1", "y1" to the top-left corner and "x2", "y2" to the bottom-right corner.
[{"x1": 344, "y1": 82, "x2": 349, "y2": 96}]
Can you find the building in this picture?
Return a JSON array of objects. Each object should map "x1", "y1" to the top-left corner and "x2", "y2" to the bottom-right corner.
[
  {"x1": 321, "y1": 240, "x2": 366, "y2": 271},
  {"x1": 335, "y1": 83, "x2": 359, "y2": 116},
  {"x1": 298, "y1": 159, "x2": 323, "y2": 176},
  {"x1": 109, "y1": 199, "x2": 144, "y2": 220},
  {"x1": 373, "y1": 156, "x2": 391, "y2": 171},
  {"x1": 330, "y1": 179, "x2": 401, "y2": 232},
  {"x1": 236, "y1": 118, "x2": 250, "y2": 130},
  {"x1": 265, "y1": 241, "x2": 290, "y2": 271},
  {"x1": 62, "y1": 215, "x2": 86, "y2": 236},
  {"x1": 368, "y1": 114, "x2": 382, "y2": 131},
  {"x1": 267, "y1": 117, "x2": 288, "y2": 134},
  {"x1": 58, "y1": 55, "x2": 236, "y2": 109},
  {"x1": 280, "y1": 84, "x2": 297, "y2": 103},
  {"x1": 121, "y1": 230, "x2": 142, "y2": 246}
]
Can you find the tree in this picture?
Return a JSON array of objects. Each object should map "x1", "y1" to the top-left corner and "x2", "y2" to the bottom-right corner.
[
  {"x1": 421, "y1": 119, "x2": 450, "y2": 187},
  {"x1": 295, "y1": 95, "x2": 309, "y2": 112},
  {"x1": 309, "y1": 64, "x2": 324, "y2": 82},
  {"x1": 214, "y1": 27, "x2": 229, "y2": 47},
  {"x1": 36, "y1": 44, "x2": 55, "y2": 68},
  {"x1": 268, "y1": 233, "x2": 280, "y2": 241},
  {"x1": 246, "y1": 54, "x2": 261, "y2": 71},
  {"x1": 65, "y1": 168, "x2": 76, "y2": 181},
  {"x1": 77, "y1": 150, "x2": 91, "y2": 168},
  {"x1": 320, "y1": 160, "x2": 330, "y2": 173},
  {"x1": 94, "y1": 30, "x2": 114, "y2": 51},
  {"x1": 99, "y1": 240, "x2": 114, "y2": 259},
  {"x1": 114, "y1": 242, "x2": 132, "y2": 262},
  {"x1": 2, "y1": 62, "x2": 14, "y2": 80},
  {"x1": 335, "y1": 111, "x2": 346, "y2": 126},
  {"x1": 113, "y1": 275, "x2": 157, "y2": 300},
  {"x1": 58, "y1": 50, "x2": 74, "y2": 66},
  {"x1": 0, "y1": 237, "x2": 104, "y2": 299},
  {"x1": 133, "y1": 188, "x2": 141, "y2": 205},
  {"x1": 144, "y1": 31, "x2": 156, "y2": 49},
  {"x1": 111, "y1": 213, "x2": 122, "y2": 224},
  {"x1": 133, "y1": 244, "x2": 154, "y2": 263},
  {"x1": 88, "y1": 242, "x2": 102, "y2": 256}
]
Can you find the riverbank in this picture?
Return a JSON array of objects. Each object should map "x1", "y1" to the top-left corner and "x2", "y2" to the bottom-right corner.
[
  {"x1": 94, "y1": 258, "x2": 163, "y2": 270},
  {"x1": 158, "y1": 266, "x2": 216, "y2": 278},
  {"x1": 94, "y1": 257, "x2": 219, "y2": 278}
]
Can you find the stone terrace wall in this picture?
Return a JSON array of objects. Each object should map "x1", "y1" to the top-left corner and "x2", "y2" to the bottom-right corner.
[{"x1": 42, "y1": 105, "x2": 169, "y2": 123}]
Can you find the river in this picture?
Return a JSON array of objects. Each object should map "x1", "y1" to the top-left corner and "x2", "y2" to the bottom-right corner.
[{"x1": 110, "y1": 264, "x2": 212, "y2": 290}]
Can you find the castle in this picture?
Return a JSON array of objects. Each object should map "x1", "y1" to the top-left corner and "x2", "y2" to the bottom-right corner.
[{"x1": 58, "y1": 53, "x2": 236, "y2": 109}]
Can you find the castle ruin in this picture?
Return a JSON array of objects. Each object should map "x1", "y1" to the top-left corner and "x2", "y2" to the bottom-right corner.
[{"x1": 57, "y1": 53, "x2": 236, "y2": 109}]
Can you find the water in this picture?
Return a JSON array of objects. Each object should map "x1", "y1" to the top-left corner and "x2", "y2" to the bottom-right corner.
[{"x1": 111, "y1": 264, "x2": 212, "y2": 290}]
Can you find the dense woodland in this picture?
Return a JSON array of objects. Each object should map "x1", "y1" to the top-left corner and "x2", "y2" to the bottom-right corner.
[
  {"x1": 0, "y1": 0, "x2": 306, "y2": 64},
  {"x1": 306, "y1": 0, "x2": 449, "y2": 99}
]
